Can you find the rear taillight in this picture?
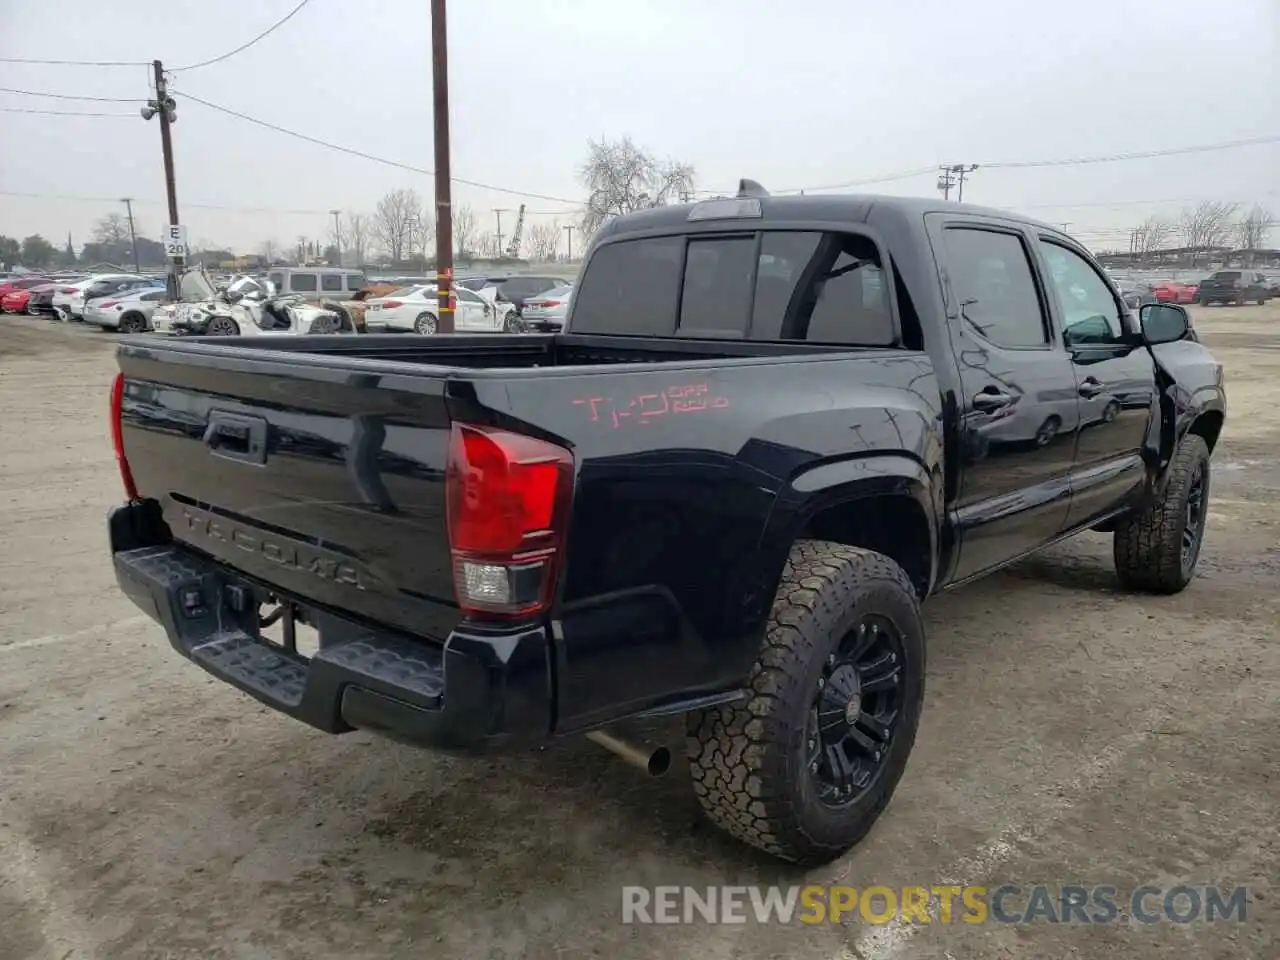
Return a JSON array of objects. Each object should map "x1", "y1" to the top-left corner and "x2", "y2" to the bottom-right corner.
[
  {"x1": 381, "y1": 300, "x2": 402, "y2": 309},
  {"x1": 109, "y1": 372, "x2": 139, "y2": 499},
  {"x1": 541, "y1": 300, "x2": 562, "y2": 308},
  {"x1": 61, "y1": 287, "x2": 78, "y2": 294},
  {"x1": 445, "y1": 422, "x2": 574, "y2": 618},
  {"x1": 100, "y1": 300, "x2": 118, "y2": 308}
]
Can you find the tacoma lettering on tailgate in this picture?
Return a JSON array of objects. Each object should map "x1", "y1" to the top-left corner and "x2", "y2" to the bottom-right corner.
[{"x1": 181, "y1": 508, "x2": 368, "y2": 590}]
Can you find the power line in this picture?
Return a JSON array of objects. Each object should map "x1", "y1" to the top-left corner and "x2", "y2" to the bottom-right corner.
[
  {"x1": 0, "y1": 85, "x2": 146, "y2": 103},
  {"x1": 981, "y1": 134, "x2": 1280, "y2": 169},
  {"x1": 0, "y1": 106, "x2": 135, "y2": 117},
  {"x1": 172, "y1": 0, "x2": 319, "y2": 72},
  {"x1": 0, "y1": 56, "x2": 147, "y2": 67},
  {"x1": 174, "y1": 88, "x2": 584, "y2": 204}
]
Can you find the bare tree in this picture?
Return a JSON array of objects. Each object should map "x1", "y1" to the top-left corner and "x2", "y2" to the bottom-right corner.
[
  {"x1": 578, "y1": 135, "x2": 695, "y2": 236},
  {"x1": 258, "y1": 238, "x2": 280, "y2": 264},
  {"x1": 1132, "y1": 215, "x2": 1172, "y2": 256},
  {"x1": 475, "y1": 232, "x2": 503, "y2": 258},
  {"x1": 453, "y1": 203, "x2": 478, "y2": 258},
  {"x1": 1235, "y1": 204, "x2": 1275, "y2": 254},
  {"x1": 1179, "y1": 201, "x2": 1239, "y2": 264},
  {"x1": 371, "y1": 188, "x2": 423, "y2": 262},
  {"x1": 526, "y1": 219, "x2": 561, "y2": 261},
  {"x1": 343, "y1": 213, "x2": 370, "y2": 267},
  {"x1": 408, "y1": 215, "x2": 434, "y2": 262},
  {"x1": 92, "y1": 212, "x2": 130, "y2": 246}
]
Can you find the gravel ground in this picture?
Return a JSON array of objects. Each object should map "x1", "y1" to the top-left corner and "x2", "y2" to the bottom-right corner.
[{"x1": 1, "y1": 308, "x2": 1276, "y2": 960}]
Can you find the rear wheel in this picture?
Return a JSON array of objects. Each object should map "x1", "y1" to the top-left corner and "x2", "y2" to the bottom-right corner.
[
  {"x1": 414, "y1": 312, "x2": 437, "y2": 335},
  {"x1": 1034, "y1": 415, "x2": 1062, "y2": 446},
  {"x1": 206, "y1": 315, "x2": 240, "y2": 336},
  {"x1": 118, "y1": 312, "x2": 147, "y2": 334},
  {"x1": 503, "y1": 310, "x2": 524, "y2": 333},
  {"x1": 687, "y1": 540, "x2": 926, "y2": 865}
]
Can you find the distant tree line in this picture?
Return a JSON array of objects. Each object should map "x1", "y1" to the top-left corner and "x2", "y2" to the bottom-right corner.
[{"x1": 1122, "y1": 202, "x2": 1276, "y2": 264}]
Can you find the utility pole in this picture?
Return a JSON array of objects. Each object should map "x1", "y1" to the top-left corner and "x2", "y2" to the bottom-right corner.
[
  {"x1": 493, "y1": 208, "x2": 510, "y2": 259},
  {"x1": 120, "y1": 197, "x2": 140, "y2": 273},
  {"x1": 936, "y1": 165, "x2": 956, "y2": 201},
  {"x1": 330, "y1": 209, "x2": 342, "y2": 266},
  {"x1": 1059, "y1": 222, "x2": 1072, "y2": 232},
  {"x1": 431, "y1": 0, "x2": 455, "y2": 333},
  {"x1": 142, "y1": 60, "x2": 181, "y2": 299},
  {"x1": 564, "y1": 224, "x2": 574, "y2": 262},
  {"x1": 938, "y1": 163, "x2": 979, "y2": 202}
]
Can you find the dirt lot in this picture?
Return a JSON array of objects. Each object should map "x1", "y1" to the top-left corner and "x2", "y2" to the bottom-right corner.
[{"x1": 1, "y1": 309, "x2": 1276, "y2": 960}]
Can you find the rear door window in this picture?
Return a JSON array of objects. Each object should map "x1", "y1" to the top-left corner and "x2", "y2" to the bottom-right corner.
[{"x1": 941, "y1": 227, "x2": 1048, "y2": 348}]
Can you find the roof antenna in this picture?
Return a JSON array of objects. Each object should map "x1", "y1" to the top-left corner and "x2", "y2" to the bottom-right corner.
[{"x1": 737, "y1": 178, "x2": 770, "y2": 199}]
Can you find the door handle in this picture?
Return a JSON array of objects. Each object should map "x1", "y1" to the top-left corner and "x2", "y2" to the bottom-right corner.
[
  {"x1": 972, "y1": 391, "x2": 1014, "y2": 412},
  {"x1": 1078, "y1": 378, "x2": 1106, "y2": 399}
]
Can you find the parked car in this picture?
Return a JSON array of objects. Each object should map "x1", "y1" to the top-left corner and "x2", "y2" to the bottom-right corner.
[
  {"x1": 53, "y1": 274, "x2": 158, "y2": 321},
  {"x1": 0, "y1": 275, "x2": 52, "y2": 307},
  {"x1": 25, "y1": 279, "x2": 84, "y2": 316},
  {"x1": 1114, "y1": 279, "x2": 1158, "y2": 311},
  {"x1": 1197, "y1": 270, "x2": 1270, "y2": 306},
  {"x1": 106, "y1": 188, "x2": 1225, "y2": 866},
  {"x1": 363, "y1": 284, "x2": 517, "y2": 334},
  {"x1": 456, "y1": 274, "x2": 571, "y2": 316},
  {"x1": 152, "y1": 274, "x2": 351, "y2": 337},
  {"x1": 520, "y1": 283, "x2": 573, "y2": 331},
  {"x1": 1150, "y1": 279, "x2": 1198, "y2": 304},
  {"x1": 83, "y1": 286, "x2": 168, "y2": 333}
]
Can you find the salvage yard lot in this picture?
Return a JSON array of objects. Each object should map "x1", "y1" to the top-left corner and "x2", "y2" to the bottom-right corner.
[{"x1": 1, "y1": 310, "x2": 1276, "y2": 960}]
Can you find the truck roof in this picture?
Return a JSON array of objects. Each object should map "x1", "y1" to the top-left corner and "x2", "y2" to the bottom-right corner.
[{"x1": 595, "y1": 191, "x2": 1062, "y2": 242}]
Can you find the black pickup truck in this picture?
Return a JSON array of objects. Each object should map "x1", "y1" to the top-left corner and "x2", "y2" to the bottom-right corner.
[{"x1": 107, "y1": 186, "x2": 1225, "y2": 865}]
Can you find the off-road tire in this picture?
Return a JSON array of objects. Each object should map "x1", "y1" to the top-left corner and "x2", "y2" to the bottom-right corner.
[
  {"x1": 1113, "y1": 433, "x2": 1211, "y2": 594},
  {"x1": 686, "y1": 540, "x2": 926, "y2": 865}
]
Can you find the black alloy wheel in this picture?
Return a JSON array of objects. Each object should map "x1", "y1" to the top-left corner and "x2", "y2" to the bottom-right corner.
[{"x1": 804, "y1": 614, "x2": 905, "y2": 807}]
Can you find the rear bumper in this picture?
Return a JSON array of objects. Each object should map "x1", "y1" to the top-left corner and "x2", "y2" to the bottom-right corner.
[{"x1": 108, "y1": 502, "x2": 554, "y2": 751}]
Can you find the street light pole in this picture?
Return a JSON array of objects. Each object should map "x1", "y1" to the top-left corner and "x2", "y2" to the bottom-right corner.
[
  {"x1": 121, "y1": 198, "x2": 140, "y2": 273},
  {"x1": 431, "y1": 0, "x2": 455, "y2": 334},
  {"x1": 564, "y1": 224, "x2": 574, "y2": 262},
  {"x1": 330, "y1": 209, "x2": 342, "y2": 266}
]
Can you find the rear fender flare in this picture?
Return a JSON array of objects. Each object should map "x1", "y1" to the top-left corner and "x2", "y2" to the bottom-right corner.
[{"x1": 757, "y1": 454, "x2": 943, "y2": 599}]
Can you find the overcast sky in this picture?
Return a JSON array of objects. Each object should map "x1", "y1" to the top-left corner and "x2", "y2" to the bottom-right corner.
[{"x1": 1, "y1": 0, "x2": 1277, "y2": 256}]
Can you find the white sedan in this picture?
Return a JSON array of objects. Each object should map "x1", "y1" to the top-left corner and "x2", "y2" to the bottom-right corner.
[
  {"x1": 521, "y1": 283, "x2": 573, "y2": 332},
  {"x1": 83, "y1": 286, "x2": 168, "y2": 333},
  {"x1": 53, "y1": 274, "x2": 160, "y2": 321},
  {"x1": 363, "y1": 284, "x2": 517, "y2": 334}
]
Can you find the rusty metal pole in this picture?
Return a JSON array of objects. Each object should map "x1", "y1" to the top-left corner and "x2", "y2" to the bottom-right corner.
[{"x1": 430, "y1": 0, "x2": 454, "y2": 334}]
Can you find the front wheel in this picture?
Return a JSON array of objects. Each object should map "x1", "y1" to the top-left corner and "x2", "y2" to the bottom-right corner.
[
  {"x1": 687, "y1": 540, "x2": 926, "y2": 865},
  {"x1": 1113, "y1": 434, "x2": 1211, "y2": 593},
  {"x1": 503, "y1": 310, "x2": 524, "y2": 333},
  {"x1": 414, "y1": 312, "x2": 437, "y2": 335}
]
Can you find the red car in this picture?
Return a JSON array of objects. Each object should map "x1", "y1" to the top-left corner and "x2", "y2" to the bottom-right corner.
[
  {"x1": 1151, "y1": 279, "x2": 1198, "y2": 305},
  {"x1": 0, "y1": 275, "x2": 52, "y2": 310},
  {"x1": 1, "y1": 286, "x2": 36, "y2": 313}
]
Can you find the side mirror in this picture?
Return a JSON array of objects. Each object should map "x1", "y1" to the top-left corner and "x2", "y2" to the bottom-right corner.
[{"x1": 1139, "y1": 303, "x2": 1189, "y2": 345}]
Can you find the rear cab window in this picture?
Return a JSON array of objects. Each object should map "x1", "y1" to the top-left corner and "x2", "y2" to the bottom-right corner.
[{"x1": 570, "y1": 230, "x2": 898, "y2": 346}]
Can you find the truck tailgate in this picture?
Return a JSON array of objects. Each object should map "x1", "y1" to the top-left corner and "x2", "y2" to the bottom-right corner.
[{"x1": 117, "y1": 343, "x2": 461, "y2": 640}]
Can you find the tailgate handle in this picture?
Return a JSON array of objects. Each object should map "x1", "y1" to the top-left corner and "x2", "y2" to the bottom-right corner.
[{"x1": 203, "y1": 412, "x2": 268, "y2": 465}]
